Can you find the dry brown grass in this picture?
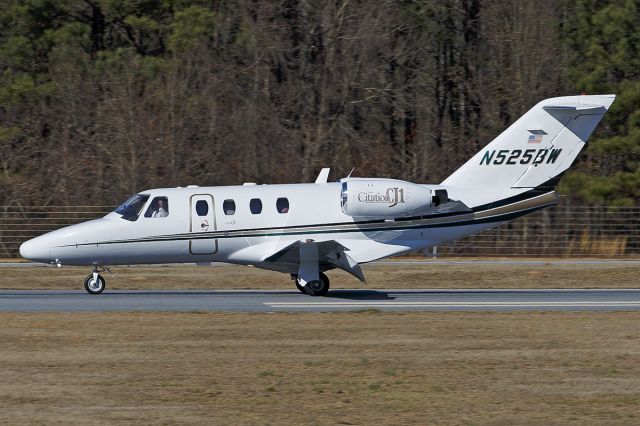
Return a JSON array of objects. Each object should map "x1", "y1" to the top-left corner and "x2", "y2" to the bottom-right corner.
[
  {"x1": 2, "y1": 312, "x2": 640, "y2": 424},
  {"x1": 1, "y1": 260, "x2": 640, "y2": 290}
]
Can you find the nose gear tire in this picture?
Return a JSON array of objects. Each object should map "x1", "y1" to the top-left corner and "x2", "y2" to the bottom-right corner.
[{"x1": 84, "y1": 274, "x2": 105, "y2": 294}]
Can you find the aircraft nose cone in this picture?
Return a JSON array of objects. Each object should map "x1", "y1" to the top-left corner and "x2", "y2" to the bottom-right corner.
[{"x1": 19, "y1": 237, "x2": 51, "y2": 263}]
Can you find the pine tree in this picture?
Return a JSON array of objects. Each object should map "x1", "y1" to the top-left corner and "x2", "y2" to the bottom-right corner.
[{"x1": 561, "y1": 0, "x2": 640, "y2": 206}]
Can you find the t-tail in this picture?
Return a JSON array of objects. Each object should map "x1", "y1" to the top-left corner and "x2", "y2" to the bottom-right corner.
[{"x1": 441, "y1": 94, "x2": 616, "y2": 209}]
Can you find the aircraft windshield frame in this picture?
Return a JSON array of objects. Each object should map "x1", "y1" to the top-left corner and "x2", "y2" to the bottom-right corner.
[{"x1": 114, "y1": 193, "x2": 151, "y2": 221}]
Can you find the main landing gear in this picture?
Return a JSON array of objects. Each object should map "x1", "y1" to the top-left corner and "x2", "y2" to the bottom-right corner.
[
  {"x1": 294, "y1": 272, "x2": 330, "y2": 297},
  {"x1": 84, "y1": 266, "x2": 107, "y2": 294}
]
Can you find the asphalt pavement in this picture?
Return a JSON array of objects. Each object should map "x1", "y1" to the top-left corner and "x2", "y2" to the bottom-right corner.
[{"x1": 2, "y1": 288, "x2": 640, "y2": 312}]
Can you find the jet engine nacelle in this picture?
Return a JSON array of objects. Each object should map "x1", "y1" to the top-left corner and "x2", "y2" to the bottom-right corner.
[{"x1": 340, "y1": 179, "x2": 447, "y2": 219}]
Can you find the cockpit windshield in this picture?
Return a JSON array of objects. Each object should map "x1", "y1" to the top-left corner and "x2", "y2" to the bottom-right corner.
[{"x1": 114, "y1": 193, "x2": 150, "y2": 221}]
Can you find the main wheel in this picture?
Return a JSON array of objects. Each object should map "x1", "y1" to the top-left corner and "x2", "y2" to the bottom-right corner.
[
  {"x1": 304, "y1": 272, "x2": 330, "y2": 297},
  {"x1": 291, "y1": 274, "x2": 306, "y2": 294},
  {"x1": 84, "y1": 274, "x2": 105, "y2": 294}
]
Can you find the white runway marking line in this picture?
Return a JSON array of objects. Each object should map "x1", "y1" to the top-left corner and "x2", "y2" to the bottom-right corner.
[{"x1": 265, "y1": 301, "x2": 640, "y2": 308}]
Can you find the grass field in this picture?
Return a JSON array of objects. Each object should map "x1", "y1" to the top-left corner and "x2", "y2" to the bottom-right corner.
[
  {"x1": 2, "y1": 311, "x2": 640, "y2": 424},
  {"x1": 1, "y1": 259, "x2": 640, "y2": 290}
]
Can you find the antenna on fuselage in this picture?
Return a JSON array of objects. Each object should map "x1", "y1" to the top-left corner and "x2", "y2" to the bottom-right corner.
[{"x1": 345, "y1": 167, "x2": 355, "y2": 180}]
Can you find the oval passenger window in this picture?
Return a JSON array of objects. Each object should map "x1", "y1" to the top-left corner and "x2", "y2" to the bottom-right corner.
[
  {"x1": 276, "y1": 197, "x2": 289, "y2": 214},
  {"x1": 223, "y1": 199, "x2": 236, "y2": 215},
  {"x1": 195, "y1": 200, "x2": 209, "y2": 216},
  {"x1": 250, "y1": 198, "x2": 262, "y2": 214}
]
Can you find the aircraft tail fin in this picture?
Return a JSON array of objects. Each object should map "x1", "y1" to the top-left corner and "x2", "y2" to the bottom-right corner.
[{"x1": 441, "y1": 94, "x2": 615, "y2": 206}]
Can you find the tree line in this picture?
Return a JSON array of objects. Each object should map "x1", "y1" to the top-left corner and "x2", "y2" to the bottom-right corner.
[{"x1": 0, "y1": 0, "x2": 637, "y2": 208}]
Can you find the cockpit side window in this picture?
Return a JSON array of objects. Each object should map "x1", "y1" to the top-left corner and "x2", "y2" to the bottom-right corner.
[
  {"x1": 114, "y1": 194, "x2": 150, "y2": 221},
  {"x1": 144, "y1": 196, "x2": 170, "y2": 218}
]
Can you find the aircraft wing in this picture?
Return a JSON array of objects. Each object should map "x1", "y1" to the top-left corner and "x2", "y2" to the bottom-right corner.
[{"x1": 264, "y1": 240, "x2": 365, "y2": 283}]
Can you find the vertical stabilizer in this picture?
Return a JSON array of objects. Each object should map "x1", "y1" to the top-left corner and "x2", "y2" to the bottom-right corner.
[{"x1": 441, "y1": 94, "x2": 615, "y2": 207}]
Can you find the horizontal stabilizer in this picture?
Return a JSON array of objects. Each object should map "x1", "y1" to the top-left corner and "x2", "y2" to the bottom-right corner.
[{"x1": 543, "y1": 103, "x2": 605, "y2": 112}]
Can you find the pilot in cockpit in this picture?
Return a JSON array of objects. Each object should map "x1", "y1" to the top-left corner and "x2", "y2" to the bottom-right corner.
[
  {"x1": 146, "y1": 197, "x2": 169, "y2": 218},
  {"x1": 153, "y1": 199, "x2": 168, "y2": 217}
]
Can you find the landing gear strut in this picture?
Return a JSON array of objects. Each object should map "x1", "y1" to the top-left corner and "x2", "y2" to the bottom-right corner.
[
  {"x1": 84, "y1": 266, "x2": 107, "y2": 294},
  {"x1": 297, "y1": 272, "x2": 330, "y2": 297}
]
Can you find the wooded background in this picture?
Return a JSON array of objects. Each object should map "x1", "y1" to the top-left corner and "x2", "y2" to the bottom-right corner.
[{"x1": 0, "y1": 0, "x2": 638, "y2": 208}]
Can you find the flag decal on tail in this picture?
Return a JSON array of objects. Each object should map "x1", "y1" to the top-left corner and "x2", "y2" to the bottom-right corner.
[
  {"x1": 527, "y1": 129, "x2": 546, "y2": 144},
  {"x1": 528, "y1": 134, "x2": 543, "y2": 143}
]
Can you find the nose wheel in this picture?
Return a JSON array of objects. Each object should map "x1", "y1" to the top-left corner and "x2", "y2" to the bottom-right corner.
[{"x1": 84, "y1": 267, "x2": 107, "y2": 294}]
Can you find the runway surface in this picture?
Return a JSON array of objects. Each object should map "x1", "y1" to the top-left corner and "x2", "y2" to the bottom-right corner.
[{"x1": 3, "y1": 289, "x2": 640, "y2": 312}]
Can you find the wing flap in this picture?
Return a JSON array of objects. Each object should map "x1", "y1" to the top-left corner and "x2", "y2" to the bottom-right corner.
[{"x1": 264, "y1": 240, "x2": 366, "y2": 283}]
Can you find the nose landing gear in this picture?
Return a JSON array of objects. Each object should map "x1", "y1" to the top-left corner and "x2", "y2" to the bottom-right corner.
[{"x1": 84, "y1": 266, "x2": 108, "y2": 294}]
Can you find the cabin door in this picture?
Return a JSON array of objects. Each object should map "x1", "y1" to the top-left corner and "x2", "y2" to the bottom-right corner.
[{"x1": 189, "y1": 194, "x2": 218, "y2": 255}]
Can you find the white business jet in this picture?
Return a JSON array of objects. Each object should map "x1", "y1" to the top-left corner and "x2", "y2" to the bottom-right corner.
[{"x1": 20, "y1": 94, "x2": 615, "y2": 295}]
